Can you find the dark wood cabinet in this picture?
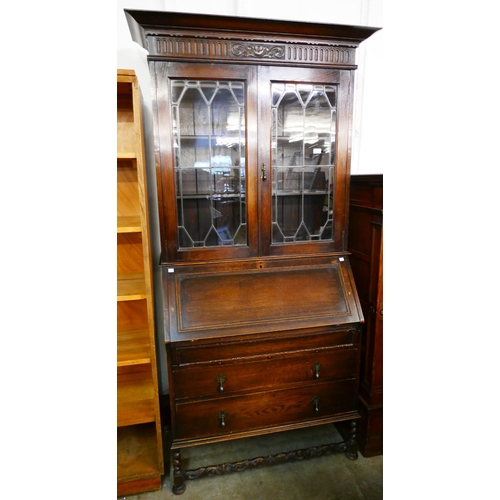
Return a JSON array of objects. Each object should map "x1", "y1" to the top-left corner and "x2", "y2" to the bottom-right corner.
[
  {"x1": 125, "y1": 9, "x2": 380, "y2": 494},
  {"x1": 348, "y1": 174, "x2": 383, "y2": 457}
]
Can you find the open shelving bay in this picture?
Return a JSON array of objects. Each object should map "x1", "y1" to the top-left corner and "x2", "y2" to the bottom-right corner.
[{"x1": 117, "y1": 69, "x2": 163, "y2": 496}]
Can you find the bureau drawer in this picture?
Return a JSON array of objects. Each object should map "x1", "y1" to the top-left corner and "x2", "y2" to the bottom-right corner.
[
  {"x1": 172, "y1": 348, "x2": 357, "y2": 400},
  {"x1": 174, "y1": 379, "x2": 357, "y2": 440},
  {"x1": 171, "y1": 329, "x2": 358, "y2": 366}
]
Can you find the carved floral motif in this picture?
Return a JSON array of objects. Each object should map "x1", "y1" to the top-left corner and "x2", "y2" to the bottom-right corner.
[{"x1": 231, "y1": 43, "x2": 285, "y2": 59}]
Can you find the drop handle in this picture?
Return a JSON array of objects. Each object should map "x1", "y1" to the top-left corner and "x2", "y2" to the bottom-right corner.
[
  {"x1": 217, "y1": 373, "x2": 226, "y2": 393},
  {"x1": 312, "y1": 362, "x2": 322, "y2": 379},
  {"x1": 312, "y1": 396, "x2": 321, "y2": 414},
  {"x1": 261, "y1": 163, "x2": 267, "y2": 181},
  {"x1": 218, "y1": 410, "x2": 227, "y2": 428}
]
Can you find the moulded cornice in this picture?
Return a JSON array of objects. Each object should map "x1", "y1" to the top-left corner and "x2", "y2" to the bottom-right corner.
[
  {"x1": 125, "y1": 10, "x2": 379, "y2": 69},
  {"x1": 124, "y1": 9, "x2": 381, "y2": 45}
]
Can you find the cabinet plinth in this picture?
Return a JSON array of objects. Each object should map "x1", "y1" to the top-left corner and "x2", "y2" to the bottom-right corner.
[{"x1": 125, "y1": 10, "x2": 380, "y2": 495}]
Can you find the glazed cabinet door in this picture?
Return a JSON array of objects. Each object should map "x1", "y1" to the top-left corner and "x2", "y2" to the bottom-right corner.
[
  {"x1": 152, "y1": 62, "x2": 354, "y2": 262},
  {"x1": 258, "y1": 66, "x2": 354, "y2": 256},
  {"x1": 152, "y1": 62, "x2": 260, "y2": 262}
]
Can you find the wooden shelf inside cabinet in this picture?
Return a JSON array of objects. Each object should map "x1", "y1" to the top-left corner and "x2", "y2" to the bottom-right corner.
[
  {"x1": 117, "y1": 326, "x2": 151, "y2": 366},
  {"x1": 117, "y1": 367, "x2": 156, "y2": 426},
  {"x1": 118, "y1": 216, "x2": 142, "y2": 233},
  {"x1": 177, "y1": 193, "x2": 246, "y2": 200},
  {"x1": 117, "y1": 272, "x2": 147, "y2": 301},
  {"x1": 117, "y1": 424, "x2": 162, "y2": 489},
  {"x1": 117, "y1": 160, "x2": 141, "y2": 224},
  {"x1": 173, "y1": 135, "x2": 233, "y2": 142},
  {"x1": 117, "y1": 82, "x2": 138, "y2": 159},
  {"x1": 117, "y1": 69, "x2": 163, "y2": 495},
  {"x1": 118, "y1": 152, "x2": 138, "y2": 160},
  {"x1": 273, "y1": 190, "x2": 328, "y2": 196}
]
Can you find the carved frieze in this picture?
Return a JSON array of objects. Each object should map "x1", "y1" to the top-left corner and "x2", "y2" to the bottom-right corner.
[
  {"x1": 149, "y1": 35, "x2": 355, "y2": 68},
  {"x1": 181, "y1": 440, "x2": 349, "y2": 480},
  {"x1": 231, "y1": 43, "x2": 285, "y2": 59}
]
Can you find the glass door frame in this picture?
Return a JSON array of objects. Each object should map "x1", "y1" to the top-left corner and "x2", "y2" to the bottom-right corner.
[
  {"x1": 153, "y1": 61, "x2": 260, "y2": 263},
  {"x1": 257, "y1": 65, "x2": 354, "y2": 257}
]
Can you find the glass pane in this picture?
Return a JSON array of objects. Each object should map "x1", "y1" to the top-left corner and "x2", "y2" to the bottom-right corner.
[
  {"x1": 172, "y1": 80, "x2": 247, "y2": 249},
  {"x1": 271, "y1": 83, "x2": 337, "y2": 243}
]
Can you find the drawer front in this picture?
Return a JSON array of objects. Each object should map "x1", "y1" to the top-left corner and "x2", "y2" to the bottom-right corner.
[
  {"x1": 173, "y1": 348, "x2": 357, "y2": 399},
  {"x1": 172, "y1": 329, "x2": 358, "y2": 366},
  {"x1": 174, "y1": 379, "x2": 357, "y2": 440}
]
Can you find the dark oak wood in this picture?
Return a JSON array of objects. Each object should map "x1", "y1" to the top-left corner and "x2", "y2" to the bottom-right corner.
[
  {"x1": 163, "y1": 257, "x2": 362, "y2": 341},
  {"x1": 125, "y1": 10, "x2": 380, "y2": 494},
  {"x1": 181, "y1": 438, "x2": 349, "y2": 480},
  {"x1": 125, "y1": 9, "x2": 380, "y2": 45},
  {"x1": 348, "y1": 174, "x2": 383, "y2": 457},
  {"x1": 175, "y1": 379, "x2": 357, "y2": 439},
  {"x1": 152, "y1": 62, "x2": 260, "y2": 262},
  {"x1": 172, "y1": 327, "x2": 358, "y2": 365},
  {"x1": 172, "y1": 348, "x2": 358, "y2": 400}
]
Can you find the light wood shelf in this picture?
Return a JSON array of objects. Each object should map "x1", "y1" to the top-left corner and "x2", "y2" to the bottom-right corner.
[
  {"x1": 118, "y1": 152, "x2": 138, "y2": 160},
  {"x1": 117, "y1": 69, "x2": 163, "y2": 495},
  {"x1": 117, "y1": 272, "x2": 147, "y2": 301},
  {"x1": 117, "y1": 368, "x2": 156, "y2": 426},
  {"x1": 118, "y1": 215, "x2": 142, "y2": 233},
  {"x1": 117, "y1": 160, "x2": 140, "y2": 223},
  {"x1": 117, "y1": 424, "x2": 161, "y2": 488},
  {"x1": 118, "y1": 326, "x2": 151, "y2": 366}
]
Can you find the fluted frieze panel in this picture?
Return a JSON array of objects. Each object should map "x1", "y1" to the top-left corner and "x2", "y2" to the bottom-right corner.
[{"x1": 148, "y1": 35, "x2": 356, "y2": 68}]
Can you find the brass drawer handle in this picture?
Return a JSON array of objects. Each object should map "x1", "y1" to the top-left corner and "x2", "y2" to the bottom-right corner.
[
  {"x1": 218, "y1": 410, "x2": 227, "y2": 428},
  {"x1": 312, "y1": 362, "x2": 322, "y2": 379},
  {"x1": 312, "y1": 396, "x2": 320, "y2": 414},
  {"x1": 217, "y1": 373, "x2": 226, "y2": 393}
]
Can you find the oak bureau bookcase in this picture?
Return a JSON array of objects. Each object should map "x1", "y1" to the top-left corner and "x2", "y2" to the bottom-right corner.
[{"x1": 125, "y1": 9, "x2": 380, "y2": 494}]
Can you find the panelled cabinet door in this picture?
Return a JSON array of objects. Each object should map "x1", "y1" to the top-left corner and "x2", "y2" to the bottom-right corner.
[
  {"x1": 153, "y1": 62, "x2": 353, "y2": 262},
  {"x1": 153, "y1": 62, "x2": 260, "y2": 262}
]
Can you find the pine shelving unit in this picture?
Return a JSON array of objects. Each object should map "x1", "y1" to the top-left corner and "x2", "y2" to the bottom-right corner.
[{"x1": 117, "y1": 69, "x2": 163, "y2": 496}]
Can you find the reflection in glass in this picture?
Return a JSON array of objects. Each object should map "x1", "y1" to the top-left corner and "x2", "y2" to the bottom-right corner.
[
  {"x1": 271, "y1": 83, "x2": 337, "y2": 243},
  {"x1": 171, "y1": 80, "x2": 247, "y2": 248}
]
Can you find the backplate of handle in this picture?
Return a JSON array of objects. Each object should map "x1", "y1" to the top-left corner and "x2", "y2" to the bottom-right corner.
[
  {"x1": 312, "y1": 362, "x2": 322, "y2": 379},
  {"x1": 312, "y1": 396, "x2": 320, "y2": 414},
  {"x1": 261, "y1": 163, "x2": 267, "y2": 181},
  {"x1": 217, "y1": 373, "x2": 226, "y2": 393},
  {"x1": 218, "y1": 410, "x2": 227, "y2": 428}
]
